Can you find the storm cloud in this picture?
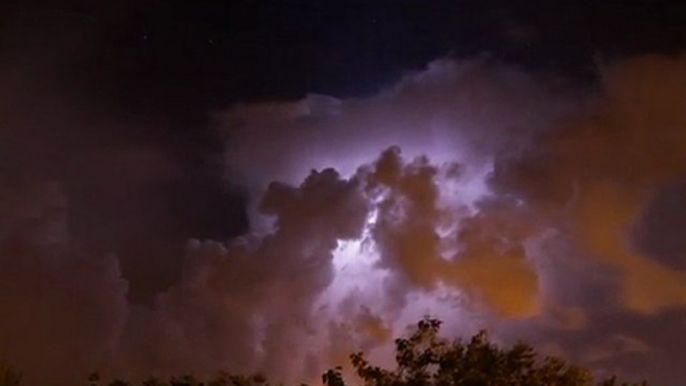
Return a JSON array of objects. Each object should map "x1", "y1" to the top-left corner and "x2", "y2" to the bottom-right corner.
[{"x1": 1, "y1": 53, "x2": 686, "y2": 386}]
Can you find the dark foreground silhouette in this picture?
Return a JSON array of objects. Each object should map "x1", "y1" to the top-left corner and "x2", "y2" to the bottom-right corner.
[{"x1": 1, "y1": 319, "x2": 648, "y2": 386}]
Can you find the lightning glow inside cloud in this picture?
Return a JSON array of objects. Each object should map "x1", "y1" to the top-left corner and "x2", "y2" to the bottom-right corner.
[{"x1": 3, "y1": 55, "x2": 686, "y2": 386}]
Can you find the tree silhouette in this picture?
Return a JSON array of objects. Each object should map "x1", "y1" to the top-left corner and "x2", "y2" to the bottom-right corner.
[
  {"x1": 89, "y1": 371, "x2": 274, "y2": 386},
  {"x1": 88, "y1": 319, "x2": 650, "y2": 386},
  {"x1": 5, "y1": 319, "x2": 651, "y2": 386},
  {"x1": 323, "y1": 318, "x2": 648, "y2": 386}
]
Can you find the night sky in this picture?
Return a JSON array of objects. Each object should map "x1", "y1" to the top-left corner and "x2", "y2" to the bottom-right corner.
[{"x1": 1, "y1": 1, "x2": 686, "y2": 385}]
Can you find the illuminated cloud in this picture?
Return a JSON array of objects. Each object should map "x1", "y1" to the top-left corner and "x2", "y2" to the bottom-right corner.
[
  {"x1": 493, "y1": 55, "x2": 686, "y2": 313},
  {"x1": 2, "y1": 55, "x2": 686, "y2": 386}
]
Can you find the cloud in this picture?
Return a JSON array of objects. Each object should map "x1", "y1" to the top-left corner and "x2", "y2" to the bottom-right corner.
[
  {"x1": 584, "y1": 334, "x2": 651, "y2": 363},
  {"x1": 492, "y1": 55, "x2": 686, "y2": 313},
  {"x1": 215, "y1": 54, "x2": 686, "y2": 382},
  {"x1": 219, "y1": 58, "x2": 579, "y2": 189},
  {"x1": 633, "y1": 179, "x2": 686, "y2": 270},
  {"x1": 3, "y1": 54, "x2": 686, "y2": 386},
  {"x1": 0, "y1": 181, "x2": 129, "y2": 386},
  {"x1": 357, "y1": 148, "x2": 539, "y2": 319}
]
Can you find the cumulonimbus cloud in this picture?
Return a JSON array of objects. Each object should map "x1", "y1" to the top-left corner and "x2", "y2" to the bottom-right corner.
[{"x1": 2, "y1": 55, "x2": 686, "y2": 386}]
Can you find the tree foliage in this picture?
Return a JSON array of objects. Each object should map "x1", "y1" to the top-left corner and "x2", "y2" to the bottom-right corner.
[
  {"x1": 88, "y1": 371, "x2": 273, "y2": 386},
  {"x1": 324, "y1": 318, "x2": 648, "y2": 386},
  {"x1": 3, "y1": 319, "x2": 650, "y2": 386}
]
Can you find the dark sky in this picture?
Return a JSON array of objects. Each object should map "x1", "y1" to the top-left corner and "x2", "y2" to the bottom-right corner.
[
  {"x1": 3, "y1": 0, "x2": 684, "y2": 263},
  {"x1": 5, "y1": 1, "x2": 686, "y2": 120},
  {"x1": 1, "y1": 1, "x2": 686, "y2": 385}
]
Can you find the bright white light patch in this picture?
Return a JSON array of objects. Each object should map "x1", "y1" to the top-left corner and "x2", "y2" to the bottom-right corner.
[
  {"x1": 331, "y1": 209, "x2": 385, "y2": 284},
  {"x1": 306, "y1": 143, "x2": 495, "y2": 380}
]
